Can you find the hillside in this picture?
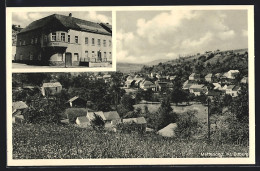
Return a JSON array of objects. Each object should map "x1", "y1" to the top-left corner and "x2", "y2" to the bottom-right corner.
[{"x1": 117, "y1": 62, "x2": 144, "y2": 73}]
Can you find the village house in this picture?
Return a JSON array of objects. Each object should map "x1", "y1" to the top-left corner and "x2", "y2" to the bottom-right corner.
[
  {"x1": 103, "y1": 74, "x2": 112, "y2": 83},
  {"x1": 139, "y1": 80, "x2": 156, "y2": 91},
  {"x1": 182, "y1": 80, "x2": 198, "y2": 90},
  {"x1": 12, "y1": 101, "x2": 28, "y2": 123},
  {"x1": 240, "y1": 76, "x2": 248, "y2": 84},
  {"x1": 225, "y1": 85, "x2": 241, "y2": 97},
  {"x1": 155, "y1": 81, "x2": 168, "y2": 92},
  {"x1": 213, "y1": 83, "x2": 222, "y2": 90},
  {"x1": 87, "y1": 111, "x2": 121, "y2": 128},
  {"x1": 76, "y1": 116, "x2": 90, "y2": 127},
  {"x1": 15, "y1": 13, "x2": 112, "y2": 67},
  {"x1": 189, "y1": 84, "x2": 208, "y2": 96},
  {"x1": 226, "y1": 70, "x2": 240, "y2": 79},
  {"x1": 189, "y1": 73, "x2": 200, "y2": 81},
  {"x1": 41, "y1": 82, "x2": 62, "y2": 96},
  {"x1": 66, "y1": 96, "x2": 87, "y2": 108},
  {"x1": 205, "y1": 73, "x2": 215, "y2": 83}
]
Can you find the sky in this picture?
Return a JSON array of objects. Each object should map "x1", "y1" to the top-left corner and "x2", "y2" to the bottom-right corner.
[
  {"x1": 117, "y1": 10, "x2": 248, "y2": 63},
  {"x1": 12, "y1": 11, "x2": 112, "y2": 28}
]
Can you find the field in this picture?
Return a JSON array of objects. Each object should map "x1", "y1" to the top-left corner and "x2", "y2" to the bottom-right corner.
[
  {"x1": 134, "y1": 103, "x2": 208, "y2": 121},
  {"x1": 13, "y1": 123, "x2": 248, "y2": 159}
]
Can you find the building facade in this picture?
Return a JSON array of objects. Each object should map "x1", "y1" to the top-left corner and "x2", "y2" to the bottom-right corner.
[
  {"x1": 12, "y1": 25, "x2": 23, "y2": 61},
  {"x1": 15, "y1": 13, "x2": 112, "y2": 67}
]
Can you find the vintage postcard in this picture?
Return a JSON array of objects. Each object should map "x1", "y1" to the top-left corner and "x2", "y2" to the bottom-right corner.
[{"x1": 6, "y1": 5, "x2": 255, "y2": 166}]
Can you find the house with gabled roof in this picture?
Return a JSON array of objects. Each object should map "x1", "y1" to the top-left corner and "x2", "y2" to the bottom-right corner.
[
  {"x1": 16, "y1": 13, "x2": 112, "y2": 66},
  {"x1": 76, "y1": 116, "x2": 90, "y2": 127},
  {"x1": 140, "y1": 80, "x2": 156, "y2": 91},
  {"x1": 87, "y1": 111, "x2": 121, "y2": 128},
  {"x1": 189, "y1": 73, "x2": 200, "y2": 81},
  {"x1": 205, "y1": 73, "x2": 215, "y2": 83},
  {"x1": 189, "y1": 84, "x2": 208, "y2": 96},
  {"x1": 66, "y1": 96, "x2": 86, "y2": 108},
  {"x1": 225, "y1": 85, "x2": 241, "y2": 97},
  {"x1": 182, "y1": 80, "x2": 198, "y2": 90},
  {"x1": 41, "y1": 82, "x2": 62, "y2": 96},
  {"x1": 240, "y1": 76, "x2": 248, "y2": 84}
]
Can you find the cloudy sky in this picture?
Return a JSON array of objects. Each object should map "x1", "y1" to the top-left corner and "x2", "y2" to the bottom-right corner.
[
  {"x1": 117, "y1": 10, "x2": 248, "y2": 63},
  {"x1": 12, "y1": 11, "x2": 112, "y2": 28}
]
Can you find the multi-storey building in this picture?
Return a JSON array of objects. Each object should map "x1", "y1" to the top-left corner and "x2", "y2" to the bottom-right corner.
[{"x1": 15, "y1": 13, "x2": 112, "y2": 67}]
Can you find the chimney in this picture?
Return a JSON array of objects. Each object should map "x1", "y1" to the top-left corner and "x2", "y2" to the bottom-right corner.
[{"x1": 69, "y1": 13, "x2": 72, "y2": 17}]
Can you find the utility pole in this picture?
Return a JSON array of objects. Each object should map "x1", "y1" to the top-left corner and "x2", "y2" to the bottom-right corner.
[{"x1": 207, "y1": 97, "x2": 211, "y2": 142}]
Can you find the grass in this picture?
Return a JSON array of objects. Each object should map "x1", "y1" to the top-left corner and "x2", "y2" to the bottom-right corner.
[
  {"x1": 134, "y1": 103, "x2": 208, "y2": 121},
  {"x1": 13, "y1": 123, "x2": 248, "y2": 159}
]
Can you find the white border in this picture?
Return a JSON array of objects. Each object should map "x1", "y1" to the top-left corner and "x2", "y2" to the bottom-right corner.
[{"x1": 6, "y1": 5, "x2": 255, "y2": 166}]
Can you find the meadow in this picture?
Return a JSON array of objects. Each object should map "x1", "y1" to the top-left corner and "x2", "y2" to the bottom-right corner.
[{"x1": 13, "y1": 123, "x2": 248, "y2": 159}]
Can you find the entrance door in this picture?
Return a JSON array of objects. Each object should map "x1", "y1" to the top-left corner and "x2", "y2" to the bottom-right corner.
[{"x1": 65, "y1": 53, "x2": 72, "y2": 67}]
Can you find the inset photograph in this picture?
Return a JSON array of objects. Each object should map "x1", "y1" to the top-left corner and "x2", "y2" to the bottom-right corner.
[{"x1": 12, "y1": 11, "x2": 112, "y2": 68}]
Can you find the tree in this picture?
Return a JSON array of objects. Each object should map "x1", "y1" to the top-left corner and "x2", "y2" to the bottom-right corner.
[
  {"x1": 120, "y1": 94, "x2": 135, "y2": 111},
  {"x1": 230, "y1": 84, "x2": 249, "y2": 123},
  {"x1": 157, "y1": 97, "x2": 177, "y2": 130},
  {"x1": 175, "y1": 110, "x2": 199, "y2": 139},
  {"x1": 90, "y1": 113, "x2": 105, "y2": 130}
]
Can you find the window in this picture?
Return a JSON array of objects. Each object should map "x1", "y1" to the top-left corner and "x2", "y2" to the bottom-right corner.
[
  {"x1": 98, "y1": 39, "x2": 101, "y2": 46},
  {"x1": 74, "y1": 53, "x2": 79, "y2": 61},
  {"x1": 103, "y1": 40, "x2": 106, "y2": 47},
  {"x1": 85, "y1": 37, "x2": 88, "y2": 44},
  {"x1": 92, "y1": 51, "x2": 95, "y2": 57},
  {"x1": 29, "y1": 53, "x2": 33, "y2": 60},
  {"x1": 68, "y1": 35, "x2": 70, "y2": 43},
  {"x1": 92, "y1": 38, "x2": 95, "y2": 45},
  {"x1": 85, "y1": 51, "x2": 88, "y2": 57},
  {"x1": 51, "y1": 32, "x2": 56, "y2": 41},
  {"x1": 35, "y1": 38, "x2": 38, "y2": 44},
  {"x1": 75, "y1": 36, "x2": 78, "y2": 43},
  {"x1": 31, "y1": 38, "x2": 34, "y2": 44},
  {"x1": 109, "y1": 52, "x2": 112, "y2": 58},
  {"x1": 104, "y1": 52, "x2": 107, "y2": 58},
  {"x1": 109, "y1": 40, "x2": 111, "y2": 46},
  {"x1": 61, "y1": 33, "x2": 65, "y2": 42},
  {"x1": 22, "y1": 40, "x2": 25, "y2": 45},
  {"x1": 19, "y1": 40, "x2": 22, "y2": 46}
]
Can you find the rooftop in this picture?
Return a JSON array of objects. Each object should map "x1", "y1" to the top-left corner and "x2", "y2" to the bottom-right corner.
[{"x1": 19, "y1": 14, "x2": 111, "y2": 36}]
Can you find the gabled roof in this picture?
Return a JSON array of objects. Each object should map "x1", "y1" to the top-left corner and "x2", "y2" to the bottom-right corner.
[
  {"x1": 189, "y1": 84, "x2": 205, "y2": 89},
  {"x1": 67, "y1": 96, "x2": 86, "y2": 103},
  {"x1": 99, "y1": 23, "x2": 112, "y2": 33},
  {"x1": 12, "y1": 101, "x2": 28, "y2": 111},
  {"x1": 127, "y1": 75, "x2": 134, "y2": 80},
  {"x1": 77, "y1": 116, "x2": 89, "y2": 123},
  {"x1": 142, "y1": 81, "x2": 154, "y2": 86},
  {"x1": 205, "y1": 73, "x2": 213, "y2": 78},
  {"x1": 103, "y1": 111, "x2": 120, "y2": 121},
  {"x1": 226, "y1": 85, "x2": 236, "y2": 90},
  {"x1": 19, "y1": 14, "x2": 111, "y2": 36},
  {"x1": 42, "y1": 82, "x2": 62, "y2": 88},
  {"x1": 123, "y1": 117, "x2": 147, "y2": 124},
  {"x1": 87, "y1": 111, "x2": 104, "y2": 120}
]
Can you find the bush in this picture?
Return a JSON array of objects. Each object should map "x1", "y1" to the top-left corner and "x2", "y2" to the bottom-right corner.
[
  {"x1": 175, "y1": 110, "x2": 199, "y2": 139},
  {"x1": 211, "y1": 112, "x2": 249, "y2": 145},
  {"x1": 24, "y1": 95, "x2": 64, "y2": 124},
  {"x1": 65, "y1": 108, "x2": 87, "y2": 123},
  {"x1": 90, "y1": 113, "x2": 105, "y2": 130},
  {"x1": 116, "y1": 122, "x2": 145, "y2": 134}
]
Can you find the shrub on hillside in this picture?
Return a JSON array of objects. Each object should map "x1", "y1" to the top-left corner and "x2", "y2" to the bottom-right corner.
[
  {"x1": 211, "y1": 112, "x2": 249, "y2": 145},
  {"x1": 65, "y1": 108, "x2": 87, "y2": 123},
  {"x1": 116, "y1": 121, "x2": 145, "y2": 134},
  {"x1": 175, "y1": 110, "x2": 199, "y2": 139},
  {"x1": 90, "y1": 113, "x2": 105, "y2": 130}
]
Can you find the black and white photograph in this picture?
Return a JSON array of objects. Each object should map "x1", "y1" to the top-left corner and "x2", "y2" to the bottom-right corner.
[
  {"x1": 11, "y1": 11, "x2": 113, "y2": 69},
  {"x1": 6, "y1": 5, "x2": 255, "y2": 166}
]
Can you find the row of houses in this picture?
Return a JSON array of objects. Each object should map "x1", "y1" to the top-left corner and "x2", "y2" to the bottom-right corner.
[{"x1": 183, "y1": 70, "x2": 247, "y2": 97}]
